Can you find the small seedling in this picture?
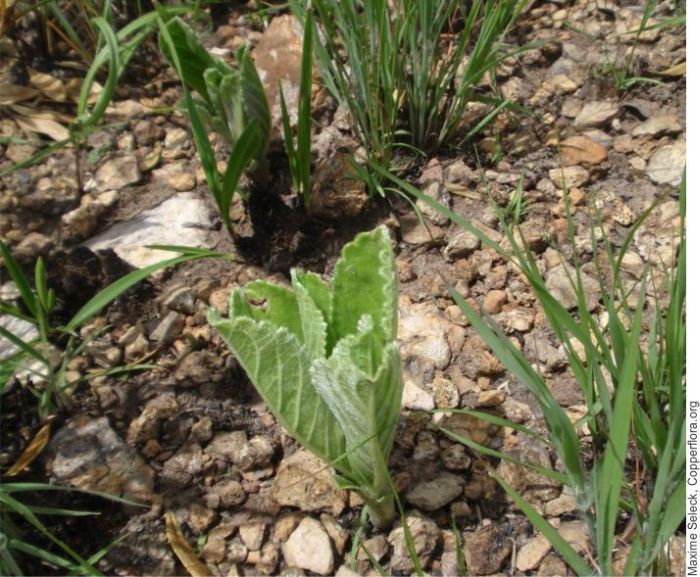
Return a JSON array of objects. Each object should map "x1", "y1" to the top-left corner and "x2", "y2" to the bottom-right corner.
[{"x1": 209, "y1": 226, "x2": 404, "y2": 527}]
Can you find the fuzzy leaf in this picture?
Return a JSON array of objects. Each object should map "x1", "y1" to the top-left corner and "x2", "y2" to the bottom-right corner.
[
  {"x1": 331, "y1": 226, "x2": 397, "y2": 347},
  {"x1": 208, "y1": 313, "x2": 350, "y2": 475}
]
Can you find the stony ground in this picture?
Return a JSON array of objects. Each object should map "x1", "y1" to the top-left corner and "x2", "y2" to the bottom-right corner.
[{"x1": 0, "y1": 0, "x2": 686, "y2": 575}]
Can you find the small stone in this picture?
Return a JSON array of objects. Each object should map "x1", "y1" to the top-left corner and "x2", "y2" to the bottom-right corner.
[
  {"x1": 97, "y1": 190, "x2": 119, "y2": 207},
  {"x1": 548, "y1": 166, "x2": 589, "y2": 189},
  {"x1": 191, "y1": 416, "x2": 214, "y2": 443},
  {"x1": 545, "y1": 264, "x2": 599, "y2": 311},
  {"x1": 441, "y1": 444, "x2": 472, "y2": 471},
  {"x1": 228, "y1": 538, "x2": 248, "y2": 563},
  {"x1": 573, "y1": 101, "x2": 620, "y2": 128},
  {"x1": 211, "y1": 480, "x2": 246, "y2": 509},
  {"x1": 406, "y1": 473, "x2": 465, "y2": 511},
  {"x1": 399, "y1": 211, "x2": 445, "y2": 245},
  {"x1": 206, "y1": 431, "x2": 275, "y2": 471},
  {"x1": 483, "y1": 289, "x2": 507, "y2": 314},
  {"x1": 559, "y1": 135, "x2": 608, "y2": 166},
  {"x1": 161, "y1": 286, "x2": 196, "y2": 315},
  {"x1": 402, "y1": 380, "x2": 435, "y2": 411},
  {"x1": 272, "y1": 450, "x2": 347, "y2": 516},
  {"x1": 497, "y1": 438, "x2": 560, "y2": 504},
  {"x1": 417, "y1": 181, "x2": 450, "y2": 226},
  {"x1": 320, "y1": 513, "x2": 348, "y2": 555},
  {"x1": 336, "y1": 566, "x2": 361, "y2": 577},
  {"x1": 444, "y1": 230, "x2": 481, "y2": 260},
  {"x1": 646, "y1": 141, "x2": 686, "y2": 186},
  {"x1": 94, "y1": 154, "x2": 141, "y2": 192},
  {"x1": 188, "y1": 503, "x2": 217, "y2": 533},
  {"x1": 501, "y1": 398, "x2": 532, "y2": 424},
  {"x1": 502, "y1": 307, "x2": 535, "y2": 332},
  {"x1": 161, "y1": 443, "x2": 202, "y2": 488},
  {"x1": 164, "y1": 127, "x2": 189, "y2": 149},
  {"x1": 202, "y1": 536, "x2": 226, "y2": 563},
  {"x1": 537, "y1": 553, "x2": 568, "y2": 576},
  {"x1": 632, "y1": 115, "x2": 682, "y2": 137},
  {"x1": 240, "y1": 522, "x2": 267, "y2": 551},
  {"x1": 153, "y1": 162, "x2": 196, "y2": 191},
  {"x1": 388, "y1": 512, "x2": 440, "y2": 573},
  {"x1": 149, "y1": 311, "x2": 184, "y2": 344},
  {"x1": 558, "y1": 520, "x2": 589, "y2": 553},
  {"x1": 13, "y1": 232, "x2": 52, "y2": 262},
  {"x1": 282, "y1": 518, "x2": 335, "y2": 576},
  {"x1": 477, "y1": 389, "x2": 506, "y2": 407},
  {"x1": 433, "y1": 377, "x2": 460, "y2": 409},
  {"x1": 358, "y1": 535, "x2": 388, "y2": 563},
  {"x1": 516, "y1": 534, "x2": 552, "y2": 572},
  {"x1": 256, "y1": 542, "x2": 280, "y2": 575},
  {"x1": 544, "y1": 489, "x2": 577, "y2": 517},
  {"x1": 462, "y1": 524, "x2": 512, "y2": 575}
]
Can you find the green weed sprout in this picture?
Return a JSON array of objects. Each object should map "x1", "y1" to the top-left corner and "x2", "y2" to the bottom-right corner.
[
  {"x1": 157, "y1": 14, "x2": 270, "y2": 237},
  {"x1": 209, "y1": 226, "x2": 403, "y2": 528}
]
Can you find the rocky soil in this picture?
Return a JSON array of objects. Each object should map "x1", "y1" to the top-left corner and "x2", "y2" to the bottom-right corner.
[{"x1": 0, "y1": 0, "x2": 686, "y2": 575}]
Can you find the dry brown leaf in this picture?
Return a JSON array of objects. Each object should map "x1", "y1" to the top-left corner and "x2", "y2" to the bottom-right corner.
[
  {"x1": 29, "y1": 68, "x2": 67, "y2": 101},
  {"x1": 9, "y1": 103, "x2": 73, "y2": 123},
  {"x1": 4, "y1": 422, "x2": 51, "y2": 477},
  {"x1": 0, "y1": 83, "x2": 40, "y2": 105},
  {"x1": 16, "y1": 115, "x2": 70, "y2": 141},
  {"x1": 164, "y1": 510, "x2": 212, "y2": 577},
  {"x1": 655, "y1": 62, "x2": 685, "y2": 77}
]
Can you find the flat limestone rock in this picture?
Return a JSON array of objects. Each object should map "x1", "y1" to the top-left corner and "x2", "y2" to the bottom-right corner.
[{"x1": 84, "y1": 192, "x2": 217, "y2": 268}]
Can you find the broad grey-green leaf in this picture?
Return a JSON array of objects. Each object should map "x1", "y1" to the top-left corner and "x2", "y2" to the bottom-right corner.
[
  {"x1": 208, "y1": 313, "x2": 350, "y2": 475},
  {"x1": 310, "y1": 327, "x2": 402, "y2": 490},
  {"x1": 235, "y1": 281, "x2": 304, "y2": 342},
  {"x1": 331, "y1": 226, "x2": 397, "y2": 348},
  {"x1": 291, "y1": 270, "x2": 327, "y2": 359}
]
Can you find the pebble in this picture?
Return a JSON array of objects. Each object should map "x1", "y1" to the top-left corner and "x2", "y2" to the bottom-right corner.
[
  {"x1": 632, "y1": 115, "x2": 682, "y2": 137},
  {"x1": 256, "y1": 542, "x2": 280, "y2": 575},
  {"x1": 240, "y1": 522, "x2": 267, "y2": 551},
  {"x1": 462, "y1": 524, "x2": 512, "y2": 575},
  {"x1": 320, "y1": 513, "x2": 348, "y2": 556},
  {"x1": 477, "y1": 389, "x2": 507, "y2": 407},
  {"x1": 13, "y1": 232, "x2": 52, "y2": 262},
  {"x1": 153, "y1": 161, "x2": 196, "y2": 192},
  {"x1": 544, "y1": 489, "x2": 578, "y2": 517},
  {"x1": 402, "y1": 380, "x2": 436, "y2": 411},
  {"x1": 433, "y1": 377, "x2": 460, "y2": 409},
  {"x1": 444, "y1": 230, "x2": 481, "y2": 260},
  {"x1": 405, "y1": 473, "x2": 465, "y2": 511},
  {"x1": 483, "y1": 289, "x2": 507, "y2": 314},
  {"x1": 282, "y1": 518, "x2": 335, "y2": 576},
  {"x1": 646, "y1": 141, "x2": 686, "y2": 186},
  {"x1": 149, "y1": 311, "x2": 184, "y2": 344},
  {"x1": 271, "y1": 450, "x2": 347, "y2": 516},
  {"x1": 93, "y1": 154, "x2": 141, "y2": 192},
  {"x1": 388, "y1": 512, "x2": 440, "y2": 573},
  {"x1": 516, "y1": 534, "x2": 552, "y2": 572},
  {"x1": 206, "y1": 431, "x2": 275, "y2": 471},
  {"x1": 548, "y1": 166, "x2": 590, "y2": 189},
  {"x1": 573, "y1": 101, "x2": 620, "y2": 128},
  {"x1": 559, "y1": 134, "x2": 608, "y2": 165},
  {"x1": 441, "y1": 444, "x2": 472, "y2": 471},
  {"x1": 497, "y1": 438, "x2": 560, "y2": 504},
  {"x1": 545, "y1": 264, "x2": 599, "y2": 311}
]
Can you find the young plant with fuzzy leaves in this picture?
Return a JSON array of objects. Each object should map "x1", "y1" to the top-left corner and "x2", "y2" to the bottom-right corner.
[{"x1": 208, "y1": 226, "x2": 403, "y2": 527}]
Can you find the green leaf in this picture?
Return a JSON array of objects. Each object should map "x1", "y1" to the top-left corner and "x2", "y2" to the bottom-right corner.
[
  {"x1": 291, "y1": 270, "x2": 328, "y2": 359},
  {"x1": 158, "y1": 17, "x2": 217, "y2": 106},
  {"x1": 331, "y1": 226, "x2": 397, "y2": 347},
  {"x1": 208, "y1": 313, "x2": 350, "y2": 476}
]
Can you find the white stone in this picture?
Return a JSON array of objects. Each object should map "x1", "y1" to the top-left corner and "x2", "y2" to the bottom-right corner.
[
  {"x1": 83, "y1": 192, "x2": 217, "y2": 268},
  {"x1": 283, "y1": 518, "x2": 335, "y2": 576}
]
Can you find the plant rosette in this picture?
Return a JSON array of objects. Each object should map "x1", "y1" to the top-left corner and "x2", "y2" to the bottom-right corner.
[{"x1": 208, "y1": 226, "x2": 403, "y2": 527}]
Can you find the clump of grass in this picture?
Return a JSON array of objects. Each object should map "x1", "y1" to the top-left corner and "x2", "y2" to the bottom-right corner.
[
  {"x1": 0, "y1": 241, "x2": 226, "y2": 418},
  {"x1": 157, "y1": 12, "x2": 270, "y2": 238},
  {"x1": 290, "y1": 0, "x2": 526, "y2": 167},
  {"x1": 369, "y1": 163, "x2": 685, "y2": 576}
]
